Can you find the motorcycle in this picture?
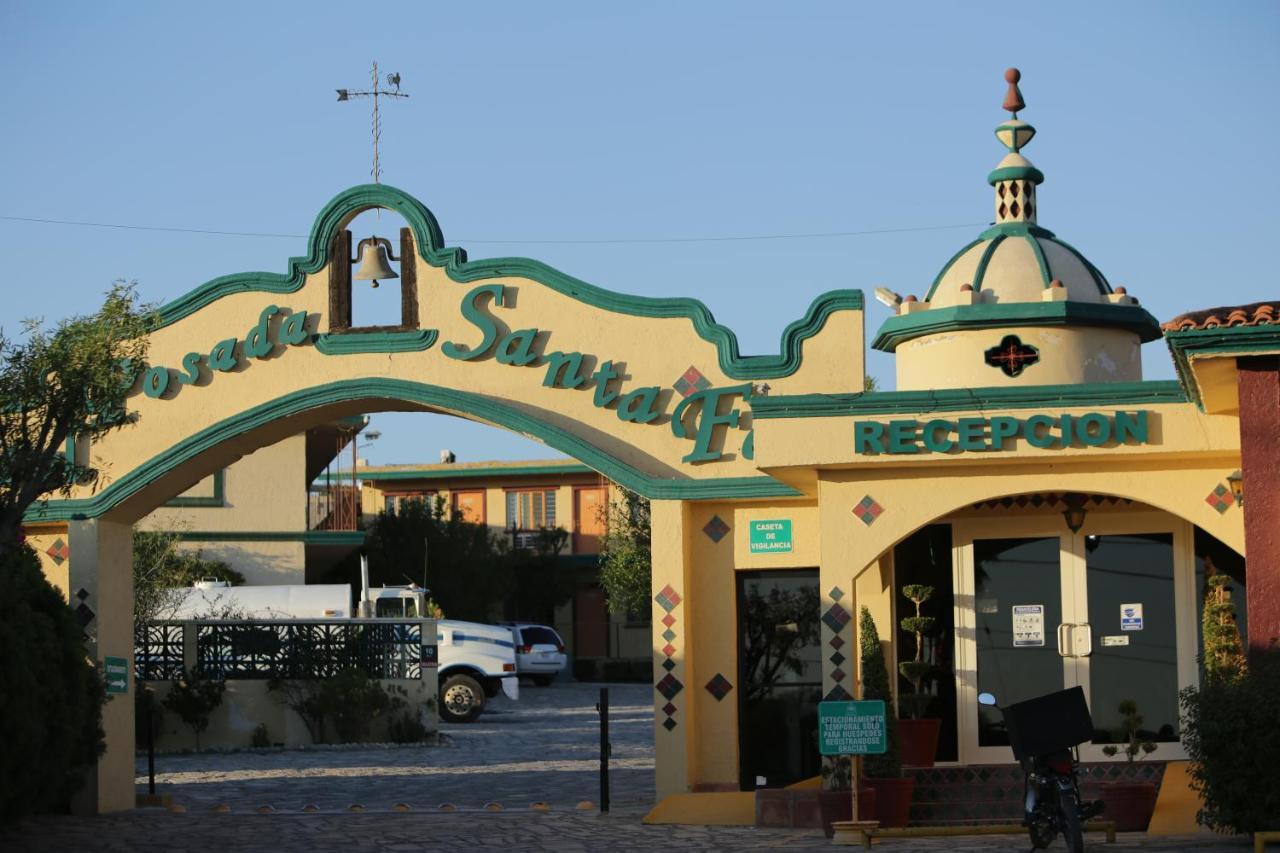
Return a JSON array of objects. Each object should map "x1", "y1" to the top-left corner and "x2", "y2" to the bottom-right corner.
[{"x1": 978, "y1": 686, "x2": 1104, "y2": 853}]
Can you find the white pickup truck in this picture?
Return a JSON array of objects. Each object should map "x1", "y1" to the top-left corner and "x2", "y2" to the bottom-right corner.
[{"x1": 171, "y1": 581, "x2": 518, "y2": 723}]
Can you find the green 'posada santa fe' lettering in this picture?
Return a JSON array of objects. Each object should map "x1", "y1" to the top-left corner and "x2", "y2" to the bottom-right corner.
[
  {"x1": 139, "y1": 306, "x2": 313, "y2": 400},
  {"x1": 853, "y1": 411, "x2": 1151, "y2": 455},
  {"x1": 443, "y1": 283, "x2": 754, "y2": 464}
]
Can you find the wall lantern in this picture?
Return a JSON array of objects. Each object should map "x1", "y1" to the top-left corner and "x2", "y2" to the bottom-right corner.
[
  {"x1": 1062, "y1": 493, "x2": 1089, "y2": 534},
  {"x1": 1226, "y1": 470, "x2": 1244, "y2": 507}
]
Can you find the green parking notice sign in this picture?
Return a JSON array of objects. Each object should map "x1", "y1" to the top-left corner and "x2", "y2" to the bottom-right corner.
[
  {"x1": 818, "y1": 700, "x2": 886, "y2": 755},
  {"x1": 104, "y1": 656, "x2": 129, "y2": 695},
  {"x1": 749, "y1": 519, "x2": 792, "y2": 554}
]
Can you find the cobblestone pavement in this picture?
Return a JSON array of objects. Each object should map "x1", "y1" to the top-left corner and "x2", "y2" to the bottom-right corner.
[
  {"x1": 1, "y1": 811, "x2": 1253, "y2": 853},
  {"x1": 0, "y1": 680, "x2": 1255, "y2": 851},
  {"x1": 131, "y1": 681, "x2": 656, "y2": 813}
]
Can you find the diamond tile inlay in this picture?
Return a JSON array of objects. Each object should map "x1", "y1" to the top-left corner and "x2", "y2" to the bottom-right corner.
[
  {"x1": 828, "y1": 586, "x2": 844, "y2": 602},
  {"x1": 830, "y1": 667, "x2": 847, "y2": 683},
  {"x1": 672, "y1": 365, "x2": 712, "y2": 398},
  {"x1": 655, "y1": 673, "x2": 684, "y2": 700},
  {"x1": 75, "y1": 587, "x2": 90, "y2": 602},
  {"x1": 662, "y1": 702, "x2": 677, "y2": 716},
  {"x1": 824, "y1": 685, "x2": 854, "y2": 702},
  {"x1": 655, "y1": 584, "x2": 682, "y2": 612},
  {"x1": 662, "y1": 628, "x2": 676, "y2": 642},
  {"x1": 661, "y1": 643, "x2": 676, "y2": 657},
  {"x1": 821, "y1": 603, "x2": 851, "y2": 634},
  {"x1": 829, "y1": 651, "x2": 846, "y2": 666},
  {"x1": 75, "y1": 602, "x2": 95, "y2": 627},
  {"x1": 662, "y1": 717, "x2": 678, "y2": 731},
  {"x1": 661, "y1": 613, "x2": 676, "y2": 628},
  {"x1": 828, "y1": 634, "x2": 846, "y2": 650},
  {"x1": 662, "y1": 658, "x2": 676, "y2": 672},
  {"x1": 853, "y1": 495, "x2": 884, "y2": 526},
  {"x1": 702, "y1": 515, "x2": 730, "y2": 544},
  {"x1": 705, "y1": 673, "x2": 733, "y2": 701},
  {"x1": 1205, "y1": 483, "x2": 1235, "y2": 514},
  {"x1": 45, "y1": 537, "x2": 69, "y2": 566}
]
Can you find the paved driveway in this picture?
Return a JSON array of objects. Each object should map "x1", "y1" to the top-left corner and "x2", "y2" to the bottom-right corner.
[{"x1": 133, "y1": 680, "x2": 656, "y2": 813}]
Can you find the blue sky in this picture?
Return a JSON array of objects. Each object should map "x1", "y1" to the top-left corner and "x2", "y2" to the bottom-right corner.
[{"x1": 2, "y1": 2, "x2": 1277, "y2": 467}]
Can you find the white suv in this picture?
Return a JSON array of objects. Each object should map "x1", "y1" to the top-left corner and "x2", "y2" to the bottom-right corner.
[{"x1": 503, "y1": 623, "x2": 568, "y2": 686}]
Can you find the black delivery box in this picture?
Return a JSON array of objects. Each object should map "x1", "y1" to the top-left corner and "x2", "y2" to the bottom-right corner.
[{"x1": 1001, "y1": 686, "x2": 1094, "y2": 761}]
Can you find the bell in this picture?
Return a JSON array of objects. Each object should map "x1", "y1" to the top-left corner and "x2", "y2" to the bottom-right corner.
[{"x1": 353, "y1": 239, "x2": 398, "y2": 288}]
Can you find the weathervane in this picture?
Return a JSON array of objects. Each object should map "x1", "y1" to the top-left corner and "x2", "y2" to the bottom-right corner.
[{"x1": 336, "y1": 61, "x2": 409, "y2": 183}]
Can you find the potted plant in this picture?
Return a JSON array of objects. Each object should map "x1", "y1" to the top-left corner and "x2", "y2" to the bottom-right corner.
[
  {"x1": 818, "y1": 755, "x2": 877, "y2": 837},
  {"x1": 897, "y1": 584, "x2": 942, "y2": 767},
  {"x1": 859, "y1": 606, "x2": 915, "y2": 828},
  {"x1": 1098, "y1": 699, "x2": 1159, "y2": 831}
]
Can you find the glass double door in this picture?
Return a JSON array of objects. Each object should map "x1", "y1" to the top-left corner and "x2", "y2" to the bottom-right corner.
[{"x1": 954, "y1": 513, "x2": 1195, "y2": 763}]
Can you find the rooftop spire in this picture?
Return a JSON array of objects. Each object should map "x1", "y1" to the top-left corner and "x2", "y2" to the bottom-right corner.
[{"x1": 989, "y1": 67, "x2": 1044, "y2": 224}]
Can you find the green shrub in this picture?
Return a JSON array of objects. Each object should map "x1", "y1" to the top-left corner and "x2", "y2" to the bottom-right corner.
[
  {"x1": 0, "y1": 545, "x2": 106, "y2": 819},
  {"x1": 162, "y1": 667, "x2": 225, "y2": 750},
  {"x1": 319, "y1": 669, "x2": 391, "y2": 743},
  {"x1": 859, "y1": 606, "x2": 901, "y2": 779},
  {"x1": 251, "y1": 723, "x2": 271, "y2": 748},
  {"x1": 1180, "y1": 649, "x2": 1280, "y2": 833}
]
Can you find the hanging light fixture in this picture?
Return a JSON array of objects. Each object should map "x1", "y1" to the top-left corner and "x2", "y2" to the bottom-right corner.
[
  {"x1": 1062, "y1": 493, "x2": 1088, "y2": 534},
  {"x1": 1226, "y1": 470, "x2": 1244, "y2": 507}
]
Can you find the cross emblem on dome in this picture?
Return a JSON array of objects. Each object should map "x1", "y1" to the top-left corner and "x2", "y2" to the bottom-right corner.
[{"x1": 984, "y1": 335, "x2": 1040, "y2": 377}]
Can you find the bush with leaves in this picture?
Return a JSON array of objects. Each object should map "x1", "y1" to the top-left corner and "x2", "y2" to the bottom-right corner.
[
  {"x1": 0, "y1": 545, "x2": 105, "y2": 819},
  {"x1": 1181, "y1": 648, "x2": 1280, "y2": 833},
  {"x1": 597, "y1": 490, "x2": 651, "y2": 619},
  {"x1": 133, "y1": 528, "x2": 245, "y2": 624},
  {"x1": 859, "y1": 606, "x2": 901, "y2": 779},
  {"x1": 162, "y1": 667, "x2": 226, "y2": 750},
  {"x1": 897, "y1": 584, "x2": 936, "y2": 720}
]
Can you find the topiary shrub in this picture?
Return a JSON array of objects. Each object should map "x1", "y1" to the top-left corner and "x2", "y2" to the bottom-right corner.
[
  {"x1": 859, "y1": 606, "x2": 901, "y2": 779},
  {"x1": 1180, "y1": 648, "x2": 1280, "y2": 833},
  {"x1": 0, "y1": 544, "x2": 105, "y2": 819}
]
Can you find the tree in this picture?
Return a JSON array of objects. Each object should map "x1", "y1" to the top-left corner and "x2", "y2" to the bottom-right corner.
[
  {"x1": 133, "y1": 528, "x2": 245, "y2": 624},
  {"x1": 859, "y1": 606, "x2": 901, "y2": 779},
  {"x1": 597, "y1": 489, "x2": 651, "y2": 618},
  {"x1": 0, "y1": 281, "x2": 152, "y2": 555},
  {"x1": 359, "y1": 496, "x2": 514, "y2": 622}
]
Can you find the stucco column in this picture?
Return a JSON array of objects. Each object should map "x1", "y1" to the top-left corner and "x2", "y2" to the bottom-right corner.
[
  {"x1": 67, "y1": 518, "x2": 136, "y2": 814},
  {"x1": 1238, "y1": 356, "x2": 1280, "y2": 653},
  {"x1": 649, "y1": 499, "x2": 695, "y2": 800}
]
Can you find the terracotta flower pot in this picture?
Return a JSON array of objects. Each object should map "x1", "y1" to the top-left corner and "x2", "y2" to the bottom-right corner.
[
  {"x1": 1097, "y1": 780, "x2": 1157, "y2": 832},
  {"x1": 897, "y1": 717, "x2": 942, "y2": 767},
  {"x1": 863, "y1": 776, "x2": 916, "y2": 828}
]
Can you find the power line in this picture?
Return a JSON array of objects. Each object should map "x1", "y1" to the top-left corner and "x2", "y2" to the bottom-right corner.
[{"x1": 0, "y1": 213, "x2": 987, "y2": 246}]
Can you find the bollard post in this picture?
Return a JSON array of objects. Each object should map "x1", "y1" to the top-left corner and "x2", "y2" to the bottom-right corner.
[
  {"x1": 597, "y1": 687, "x2": 610, "y2": 813},
  {"x1": 146, "y1": 689, "x2": 156, "y2": 796}
]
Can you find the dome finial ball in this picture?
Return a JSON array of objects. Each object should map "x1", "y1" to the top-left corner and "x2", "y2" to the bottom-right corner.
[
  {"x1": 1002, "y1": 67, "x2": 1026, "y2": 115},
  {"x1": 1005, "y1": 68, "x2": 1021, "y2": 84}
]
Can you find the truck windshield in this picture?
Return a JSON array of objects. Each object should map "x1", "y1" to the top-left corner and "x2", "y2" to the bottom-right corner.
[{"x1": 374, "y1": 598, "x2": 418, "y2": 618}]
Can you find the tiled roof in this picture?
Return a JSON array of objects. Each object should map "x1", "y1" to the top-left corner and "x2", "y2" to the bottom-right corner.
[{"x1": 1162, "y1": 301, "x2": 1280, "y2": 333}]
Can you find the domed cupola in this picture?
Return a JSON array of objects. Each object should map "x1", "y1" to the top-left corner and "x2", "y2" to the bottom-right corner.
[{"x1": 872, "y1": 69, "x2": 1162, "y2": 391}]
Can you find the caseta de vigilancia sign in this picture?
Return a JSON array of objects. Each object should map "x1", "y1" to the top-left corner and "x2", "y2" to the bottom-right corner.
[
  {"x1": 749, "y1": 519, "x2": 792, "y2": 553},
  {"x1": 854, "y1": 410, "x2": 1151, "y2": 455},
  {"x1": 819, "y1": 700, "x2": 887, "y2": 756}
]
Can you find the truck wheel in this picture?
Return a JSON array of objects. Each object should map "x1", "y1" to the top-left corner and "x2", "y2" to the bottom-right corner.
[{"x1": 440, "y1": 674, "x2": 485, "y2": 723}]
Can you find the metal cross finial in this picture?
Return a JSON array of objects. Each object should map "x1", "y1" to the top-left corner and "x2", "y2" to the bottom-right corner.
[{"x1": 336, "y1": 61, "x2": 410, "y2": 184}]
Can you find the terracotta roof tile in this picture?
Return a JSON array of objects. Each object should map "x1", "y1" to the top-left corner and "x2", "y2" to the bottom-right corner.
[{"x1": 1161, "y1": 300, "x2": 1280, "y2": 333}]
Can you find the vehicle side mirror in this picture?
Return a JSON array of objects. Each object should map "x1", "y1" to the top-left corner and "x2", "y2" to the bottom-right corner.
[{"x1": 978, "y1": 692, "x2": 997, "y2": 706}]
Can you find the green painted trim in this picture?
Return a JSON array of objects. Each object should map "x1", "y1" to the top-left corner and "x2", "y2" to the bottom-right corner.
[
  {"x1": 987, "y1": 165, "x2": 1045, "y2": 184},
  {"x1": 1164, "y1": 323, "x2": 1280, "y2": 410},
  {"x1": 153, "y1": 184, "x2": 862, "y2": 381},
  {"x1": 750, "y1": 380, "x2": 1188, "y2": 420},
  {"x1": 351, "y1": 462, "x2": 594, "y2": 482},
  {"x1": 978, "y1": 222, "x2": 1057, "y2": 240},
  {"x1": 163, "y1": 469, "x2": 226, "y2": 508},
  {"x1": 174, "y1": 530, "x2": 366, "y2": 545},
  {"x1": 924, "y1": 237, "x2": 984, "y2": 302},
  {"x1": 314, "y1": 328, "x2": 438, "y2": 355},
  {"x1": 971, "y1": 235, "x2": 1006, "y2": 293},
  {"x1": 871, "y1": 301, "x2": 1162, "y2": 352},
  {"x1": 24, "y1": 378, "x2": 797, "y2": 524},
  {"x1": 1023, "y1": 234, "x2": 1053, "y2": 288}
]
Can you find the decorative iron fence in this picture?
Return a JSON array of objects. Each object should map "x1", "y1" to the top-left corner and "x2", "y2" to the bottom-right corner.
[
  {"x1": 134, "y1": 622, "x2": 185, "y2": 681},
  {"x1": 135, "y1": 619, "x2": 427, "y2": 680}
]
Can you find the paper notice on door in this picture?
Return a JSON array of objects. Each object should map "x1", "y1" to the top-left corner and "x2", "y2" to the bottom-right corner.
[
  {"x1": 1012, "y1": 604, "x2": 1045, "y2": 647},
  {"x1": 1120, "y1": 602, "x2": 1144, "y2": 631},
  {"x1": 1102, "y1": 635, "x2": 1130, "y2": 647},
  {"x1": 977, "y1": 597, "x2": 999, "y2": 614}
]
